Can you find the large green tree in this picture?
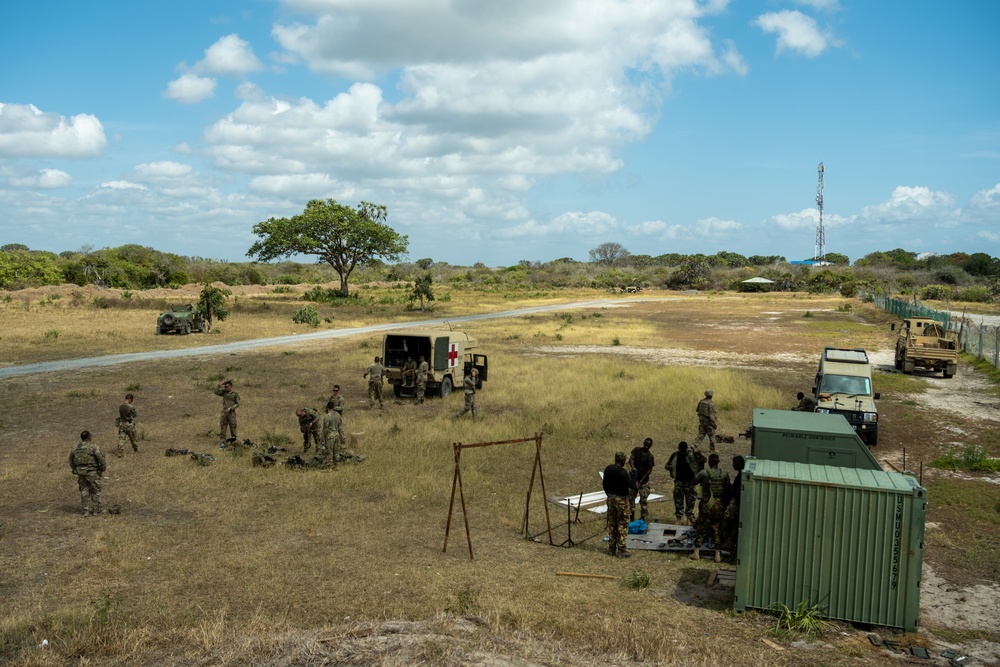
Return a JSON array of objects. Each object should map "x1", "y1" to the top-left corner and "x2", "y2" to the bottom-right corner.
[{"x1": 247, "y1": 199, "x2": 409, "y2": 296}]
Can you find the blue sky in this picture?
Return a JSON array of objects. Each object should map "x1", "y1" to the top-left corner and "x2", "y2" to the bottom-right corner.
[{"x1": 1, "y1": 0, "x2": 997, "y2": 266}]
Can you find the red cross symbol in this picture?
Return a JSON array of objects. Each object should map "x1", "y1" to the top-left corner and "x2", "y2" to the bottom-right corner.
[{"x1": 448, "y1": 343, "x2": 459, "y2": 367}]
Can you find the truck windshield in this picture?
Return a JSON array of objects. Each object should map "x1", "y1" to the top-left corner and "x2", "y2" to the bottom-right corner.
[{"x1": 820, "y1": 374, "x2": 871, "y2": 396}]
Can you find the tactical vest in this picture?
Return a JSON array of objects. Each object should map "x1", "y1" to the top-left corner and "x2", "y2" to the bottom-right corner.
[
  {"x1": 72, "y1": 444, "x2": 97, "y2": 471},
  {"x1": 697, "y1": 399, "x2": 712, "y2": 418},
  {"x1": 708, "y1": 467, "x2": 725, "y2": 498}
]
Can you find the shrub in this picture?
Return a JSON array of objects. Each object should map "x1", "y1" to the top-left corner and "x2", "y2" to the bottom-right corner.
[
  {"x1": 292, "y1": 305, "x2": 320, "y2": 327},
  {"x1": 955, "y1": 285, "x2": 992, "y2": 303},
  {"x1": 919, "y1": 284, "x2": 953, "y2": 301}
]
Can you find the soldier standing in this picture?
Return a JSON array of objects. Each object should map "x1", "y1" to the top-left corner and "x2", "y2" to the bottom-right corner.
[
  {"x1": 694, "y1": 389, "x2": 718, "y2": 451},
  {"x1": 296, "y1": 407, "x2": 321, "y2": 452},
  {"x1": 665, "y1": 441, "x2": 699, "y2": 525},
  {"x1": 327, "y1": 386, "x2": 347, "y2": 448},
  {"x1": 720, "y1": 455, "x2": 745, "y2": 555},
  {"x1": 363, "y1": 357, "x2": 385, "y2": 409},
  {"x1": 116, "y1": 393, "x2": 138, "y2": 457},
  {"x1": 454, "y1": 368, "x2": 479, "y2": 418},
  {"x1": 628, "y1": 437, "x2": 655, "y2": 522},
  {"x1": 323, "y1": 401, "x2": 345, "y2": 457},
  {"x1": 215, "y1": 379, "x2": 240, "y2": 444},
  {"x1": 415, "y1": 355, "x2": 429, "y2": 404},
  {"x1": 602, "y1": 451, "x2": 637, "y2": 558},
  {"x1": 690, "y1": 453, "x2": 731, "y2": 563},
  {"x1": 69, "y1": 430, "x2": 107, "y2": 516}
]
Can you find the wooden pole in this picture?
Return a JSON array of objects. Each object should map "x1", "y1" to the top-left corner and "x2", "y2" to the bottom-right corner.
[
  {"x1": 443, "y1": 442, "x2": 461, "y2": 553},
  {"x1": 457, "y1": 446, "x2": 473, "y2": 560},
  {"x1": 535, "y1": 434, "x2": 554, "y2": 545},
  {"x1": 555, "y1": 572, "x2": 616, "y2": 580}
]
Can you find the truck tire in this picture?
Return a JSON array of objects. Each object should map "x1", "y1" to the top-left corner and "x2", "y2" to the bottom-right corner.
[
  {"x1": 902, "y1": 359, "x2": 915, "y2": 374},
  {"x1": 894, "y1": 352, "x2": 902, "y2": 370},
  {"x1": 867, "y1": 430, "x2": 878, "y2": 447},
  {"x1": 161, "y1": 313, "x2": 175, "y2": 327},
  {"x1": 943, "y1": 364, "x2": 956, "y2": 379},
  {"x1": 393, "y1": 383, "x2": 402, "y2": 398},
  {"x1": 439, "y1": 376, "x2": 452, "y2": 398},
  {"x1": 182, "y1": 323, "x2": 191, "y2": 335}
]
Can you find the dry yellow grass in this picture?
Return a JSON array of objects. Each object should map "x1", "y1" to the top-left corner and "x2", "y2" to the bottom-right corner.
[{"x1": 0, "y1": 291, "x2": 948, "y2": 666}]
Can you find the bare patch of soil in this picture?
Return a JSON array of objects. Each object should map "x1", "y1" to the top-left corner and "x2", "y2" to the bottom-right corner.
[{"x1": 532, "y1": 345, "x2": 816, "y2": 371}]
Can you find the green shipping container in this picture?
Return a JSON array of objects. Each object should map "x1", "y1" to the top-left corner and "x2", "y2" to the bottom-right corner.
[
  {"x1": 750, "y1": 408, "x2": 883, "y2": 471},
  {"x1": 734, "y1": 459, "x2": 925, "y2": 631}
]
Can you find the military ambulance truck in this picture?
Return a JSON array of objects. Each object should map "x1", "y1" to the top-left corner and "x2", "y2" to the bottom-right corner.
[
  {"x1": 812, "y1": 347, "x2": 880, "y2": 446},
  {"x1": 382, "y1": 329, "x2": 488, "y2": 398}
]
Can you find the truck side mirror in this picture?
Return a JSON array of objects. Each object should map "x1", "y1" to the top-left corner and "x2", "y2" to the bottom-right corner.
[{"x1": 874, "y1": 392, "x2": 880, "y2": 400}]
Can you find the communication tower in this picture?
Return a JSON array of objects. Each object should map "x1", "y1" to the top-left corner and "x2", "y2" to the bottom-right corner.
[{"x1": 815, "y1": 162, "x2": 825, "y2": 262}]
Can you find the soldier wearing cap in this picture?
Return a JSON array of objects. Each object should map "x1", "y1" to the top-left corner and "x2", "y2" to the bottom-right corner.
[
  {"x1": 602, "y1": 451, "x2": 637, "y2": 558},
  {"x1": 214, "y1": 379, "x2": 240, "y2": 444},
  {"x1": 694, "y1": 389, "x2": 718, "y2": 451}
]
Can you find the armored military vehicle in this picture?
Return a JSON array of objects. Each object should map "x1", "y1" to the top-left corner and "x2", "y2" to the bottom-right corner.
[
  {"x1": 382, "y1": 329, "x2": 487, "y2": 398},
  {"x1": 156, "y1": 304, "x2": 209, "y2": 335},
  {"x1": 891, "y1": 317, "x2": 957, "y2": 378},
  {"x1": 812, "y1": 347, "x2": 880, "y2": 446}
]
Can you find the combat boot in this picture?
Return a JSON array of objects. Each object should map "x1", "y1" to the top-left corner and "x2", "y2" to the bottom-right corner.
[
  {"x1": 714, "y1": 550, "x2": 721, "y2": 563},
  {"x1": 675, "y1": 515, "x2": 684, "y2": 526},
  {"x1": 689, "y1": 548, "x2": 701, "y2": 561},
  {"x1": 617, "y1": 549, "x2": 632, "y2": 559}
]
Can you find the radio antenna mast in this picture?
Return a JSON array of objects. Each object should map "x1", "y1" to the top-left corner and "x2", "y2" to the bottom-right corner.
[{"x1": 815, "y1": 162, "x2": 825, "y2": 262}]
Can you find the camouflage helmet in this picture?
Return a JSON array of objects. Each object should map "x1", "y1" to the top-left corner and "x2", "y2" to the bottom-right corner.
[
  {"x1": 614, "y1": 451, "x2": 626, "y2": 464},
  {"x1": 705, "y1": 389, "x2": 713, "y2": 398}
]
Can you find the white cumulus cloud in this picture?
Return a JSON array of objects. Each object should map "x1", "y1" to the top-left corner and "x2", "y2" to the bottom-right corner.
[
  {"x1": 8, "y1": 168, "x2": 73, "y2": 189},
  {"x1": 200, "y1": 34, "x2": 264, "y2": 75},
  {"x1": 860, "y1": 186, "x2": 959, "y2": 223},
  {"x1": 753, "y1": 10, "x2": 838, "y2": 57},
  {"x1": 0, "y1": 103, "x2": 106, "y2": 158},
  {"x1": 164, "y1": 74, "x2": 218, "y2": 104}
]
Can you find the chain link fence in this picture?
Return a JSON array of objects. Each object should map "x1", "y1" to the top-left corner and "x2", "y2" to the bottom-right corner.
[{"x1": 866, "y1": 293, "x2": 1000, "y2": 370}]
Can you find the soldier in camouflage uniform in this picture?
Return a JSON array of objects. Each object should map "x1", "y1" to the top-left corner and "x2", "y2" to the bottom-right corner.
[
  {"x1": 454, "y1": 368, "x2": 479, "y2": 418},
  {"x1": 116, "y1": 393, "x2": 138, "y2": 457},
  {"x1": 296, "y1": 407, "x2": 322, "y2": 452},
  {"x1": 327, "y1": 385, "x2": 346, "y2": 419},
  {"x1": 214, "y1": 380, "x2": 240, "y2": 443},
  {"x1": 602, "y1": 451, "x2": 637, "y2": 558},
  {"x1": 720, "y1": 455, "x2": 745, "y2": 556},
  {"x1": 664, "y1": 441, "x2": 700, "y2": 525},
  {"x1": 694, "y1": 389, "x2": 718, "y2": 451},
  {"x1": 363, "y1": 357, "x2": 385, "y2": 409},
  {"x1": 414, "y1": 355, "x2": 429, "y2": 404},
  {"x1": 690, "y1": 453, "x2": 731, "y2": 562},
  {"x1": 323, "y1": 401, "x2": 345, "y2": 456},
  {"x1": 69, "y1": 430, "x2": 107, "y2": 516},
  {"x1": 402, "y1": 356, "x2": 417, "y2": 387},
  {"x1": 627, "y1": 437, "x2": 655, "y2": 522}
]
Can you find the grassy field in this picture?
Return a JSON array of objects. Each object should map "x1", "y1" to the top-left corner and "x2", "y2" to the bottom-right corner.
[{"x1": 1, "y1": 287, "x2": 998, "y2": 666}]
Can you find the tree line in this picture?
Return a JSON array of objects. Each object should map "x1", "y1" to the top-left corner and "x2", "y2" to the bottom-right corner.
[{"x1": 2, "y1": 197, "x2": 998, "y2": 303}]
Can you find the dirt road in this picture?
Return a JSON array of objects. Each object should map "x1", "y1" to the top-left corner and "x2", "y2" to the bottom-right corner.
[{"x1": 0, "y1": 297, "x2": 673, "y2": 379}]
